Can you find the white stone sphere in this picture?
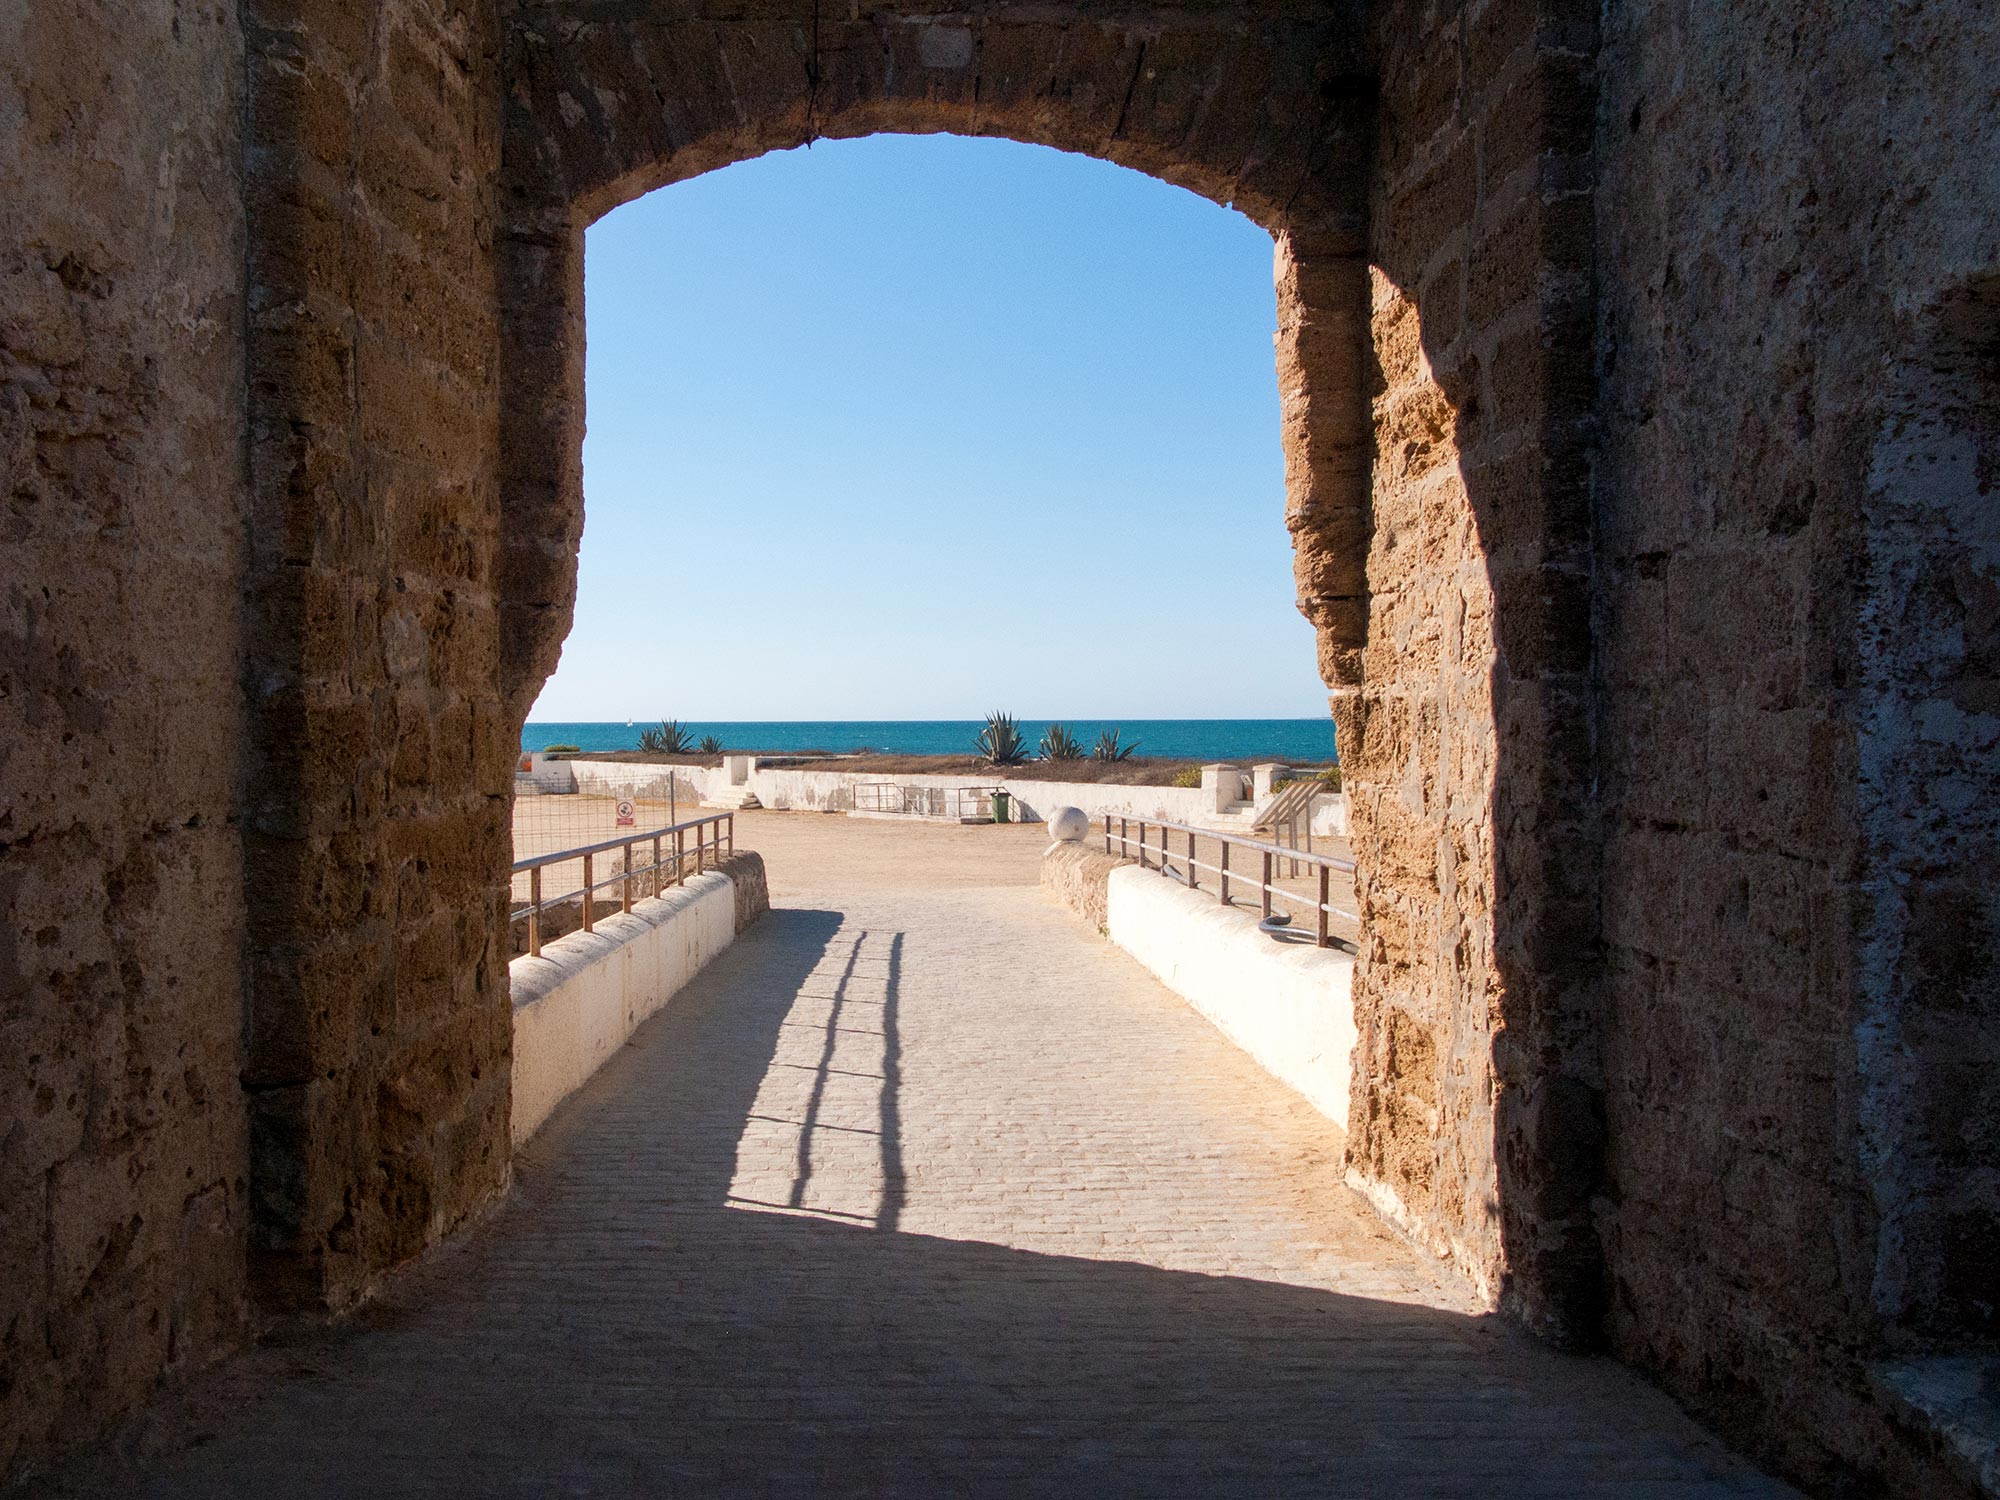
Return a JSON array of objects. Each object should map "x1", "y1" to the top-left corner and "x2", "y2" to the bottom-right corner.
[{"x1": 1047, "y1": 805, "x2": 1090, "y2": 843}]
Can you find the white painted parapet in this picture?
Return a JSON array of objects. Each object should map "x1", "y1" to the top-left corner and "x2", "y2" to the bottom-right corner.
[
  {"x1": 509, "y1": 871, "x2": 738, "y2": 1144},
  {"x1": 1105, "y1": 866, "x2": 1357, "y2": 1128},
  {"x1": 514, "y1": 751, "x2": 578, "y2": 796},
  {"x1": 560, "y1": 756, "x2": 1349, "y2": 836},
  {"x1": 1310, "y1": 790, "x2": 1348, "y2": 839}
]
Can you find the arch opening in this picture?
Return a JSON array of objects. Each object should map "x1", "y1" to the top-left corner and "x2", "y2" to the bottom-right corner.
[
  {"x1": 495, "y1": 8, "x2": 1377, "y2": 727},
  {"x1": 527, "y1": 133, "x2": 1324, "y2": 737}
]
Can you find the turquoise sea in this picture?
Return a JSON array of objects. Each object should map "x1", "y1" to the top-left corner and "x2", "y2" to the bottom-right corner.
[{"x1": 523, "y1": 719, "x2": 1337, "y2": 763}]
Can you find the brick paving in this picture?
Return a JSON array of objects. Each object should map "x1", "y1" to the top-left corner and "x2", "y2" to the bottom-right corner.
[{"x1": 55, "y1": 818, "x2": 1793, "y2": 1497}]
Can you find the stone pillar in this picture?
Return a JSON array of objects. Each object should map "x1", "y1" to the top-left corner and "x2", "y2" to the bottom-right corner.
[
  {"x1": 1251, "y1": 764, "x2": 1291, "y2": 801},
  {"x1": 1347, "y1": 0, "x2": 1604, "y2": 1347},
  {"x1": 1199, "y1": 763, "x2": 1243, "y2": 813},
  {"x1": 240, "y1": 0, "x2": 512, "y2": 1316}
]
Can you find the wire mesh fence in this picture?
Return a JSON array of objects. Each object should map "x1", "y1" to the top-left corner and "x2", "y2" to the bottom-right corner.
[
  {"x1": 851, "y1": 783, "x2": 1002, "y2": 819},
  {"x1": 510, "y1": 782, "x2": 698, "y2": 907}
]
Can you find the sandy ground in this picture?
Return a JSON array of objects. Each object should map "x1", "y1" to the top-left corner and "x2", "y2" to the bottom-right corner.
[{"x1": 514, "y1": 801, "x2": 1357, "y2": 942}]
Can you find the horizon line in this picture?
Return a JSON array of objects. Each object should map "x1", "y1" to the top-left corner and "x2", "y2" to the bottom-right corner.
[{"x1": 523, "y1": 714, "x2": 1335, "y2": 723}]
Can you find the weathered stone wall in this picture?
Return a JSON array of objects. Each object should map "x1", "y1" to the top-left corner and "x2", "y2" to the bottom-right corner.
[
  {"x1": 1593, "y1": 2, "x2": 2000, "y2": 1488},
  {"x1": 1042, "y1": 843, "x2": 1132, "y2": 933},
  {"x1": 237, "y1": 0, "x2": 514, "y2": 1313},
  {"x1": 713, "y1": 851, "x2": 770, "y2": 934},
  {"x1": 0, "y1": 0, "x2": 253, "y2": 1476},
  {"x1": 1339, "y1": 0, "x2": 1602, "y2": 1339}
]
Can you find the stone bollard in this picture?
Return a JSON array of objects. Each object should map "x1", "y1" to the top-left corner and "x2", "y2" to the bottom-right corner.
[{"x1": 1047, "y1": 805, "x2": 1089, "y2": 842}]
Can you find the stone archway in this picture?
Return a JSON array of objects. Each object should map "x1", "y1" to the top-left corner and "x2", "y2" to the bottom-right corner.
[
  {"x1": 229, "y1": 0, "x2": 1606, "y2": 1369},
  {"x1": 486, "y1": 0, "x2": 1605, "y2": 1347},
  {"x1": 21, "y1": 0, "x2": 2000, "y2": 1487}
]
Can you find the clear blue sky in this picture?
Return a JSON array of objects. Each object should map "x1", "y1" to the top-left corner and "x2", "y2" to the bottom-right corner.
[{"x1": 528, "y1": 133, "x2": 1325, "y2": 722}]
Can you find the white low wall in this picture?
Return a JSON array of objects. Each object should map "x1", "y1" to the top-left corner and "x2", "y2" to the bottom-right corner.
[
  {"x1": 564, "y1": 758, "x2": 1346, "y2": 835},
  {"x1": 1105, "y1": 866, "x2": 1357, "y2": 1127},
  {"x1": 509, "y1": 871, "x2": 737, "y2": 1145}
]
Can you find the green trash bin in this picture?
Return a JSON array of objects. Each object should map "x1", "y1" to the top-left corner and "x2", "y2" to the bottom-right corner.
[{"x1": 991, "y1": 790, "x2": 1011, "y2": 823}]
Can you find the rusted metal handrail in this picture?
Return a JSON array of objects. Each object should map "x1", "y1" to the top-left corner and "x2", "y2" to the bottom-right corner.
[
  {"x1": 1100, "y1": 813, "x2": 1356, "y2": 948},
  {"x1": 511, "y1": 812, "x2": 735, "y2": 958}
]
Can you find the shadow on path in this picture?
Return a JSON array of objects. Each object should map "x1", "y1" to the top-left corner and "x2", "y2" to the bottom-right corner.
[{"x1": 37, "y1": 905, "x2": 1792, "y2": 1498}]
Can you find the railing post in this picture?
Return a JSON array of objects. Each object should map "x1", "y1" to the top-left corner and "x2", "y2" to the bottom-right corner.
[
  {"x1": 652, "y1": 835, "x2": 662, "y2": 899},
  {"x1": 1139, "y1": 822, "x2": 1148, "y2": 869},
  {"x1": 728, "y1": 813, "x2": 734, "y2": 856},
  {"x1": 1262, "y1": 851, "x2": 1273, "y2": 919},
  {"x1": 1187, "y1": 829, "x2": 1198, "y2": 891},
  {"x1": 675, "y1": 826, "x2": 685, "y2": 884},
  {"x1": 1119, "y1": 817, "x2": 1127, "y2": 858},
  {"x1": 1317, "y1": 864, "x2": 1330, "y2": 948},
  {"x1": 582, "y1": 852, "x2": 594, "y2": 933},
  {"x1": 1219, "y1": 839, "x2": 1230, "y2": 905},
  {"x1": 695, "y1": 822, "x2": 705, "y2": 874},
  {"x1": 1103, "y1": 814, "x2": 1111, "y2": 854},
  {"x1": 529, "y1": 865, "x2": 542, "y2": 957},
  {"x1": 622, "y1": 841, "x2": 633, "y2": 913}
]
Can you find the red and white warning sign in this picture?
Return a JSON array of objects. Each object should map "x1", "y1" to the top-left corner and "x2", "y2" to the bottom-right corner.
[{"x1": 614, "y1": 797, "x2": 636, "y2": 827}]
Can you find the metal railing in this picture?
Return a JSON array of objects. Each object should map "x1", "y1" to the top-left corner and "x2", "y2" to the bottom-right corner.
[
  {"x1": 1253, "y1": 777, "x2": 1322, "y2": 875},
  {"x1": 511, "y1": 812, "x2": 735, "y2": 958},
  {"x1": 1104, "y1": 815, "x2": 1358, "y2": 949},
  {"x1": 853, "y1": 783, "x2": 1001, "y2": 819}
]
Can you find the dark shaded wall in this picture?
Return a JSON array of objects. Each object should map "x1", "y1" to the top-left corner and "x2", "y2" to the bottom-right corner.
[
  {"x1": 236, "y1": 0, "x2": 515, "y2": 1315},
  {"x1": 1593, "y1": 0, "x2": 2000, "y2": 1488},
  {"x1": 0, "y1": 0, "x2": 252, "y2": 1474},
  {"x1": 1341, "y1": 0, "x2": 1603, "y2": 1342}
]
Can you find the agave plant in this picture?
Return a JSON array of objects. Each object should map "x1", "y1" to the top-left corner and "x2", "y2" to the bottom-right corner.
[
  {"x1": 975, "y1": 710, "x2": 1031, "y2": 765},
  {"x1": 696, "y1": 734, "x2": 724, "y2": 755},
  {"x1": 1091, "y1": 728, "x2": 1139, "y2": 763},
  {"x1": 637, "y1": 718, "x2": 693, "y2": 754},
  {"x1": 1038, "y1": 722, "x2": 1084, "y2": 761}
]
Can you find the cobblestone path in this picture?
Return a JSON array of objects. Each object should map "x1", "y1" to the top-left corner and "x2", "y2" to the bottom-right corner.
[{"x1": 60, "y1": 827, "x2": 1792, "y2": 1497}]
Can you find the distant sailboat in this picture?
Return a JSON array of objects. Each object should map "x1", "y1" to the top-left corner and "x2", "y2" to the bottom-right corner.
[{"x1": 626, "y1": 718, "x2": 634, "y2": 727}]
